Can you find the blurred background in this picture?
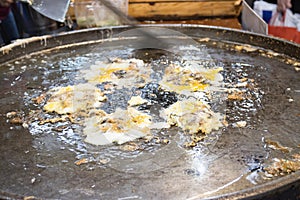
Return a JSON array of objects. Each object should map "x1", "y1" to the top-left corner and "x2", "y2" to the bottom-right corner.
[{"x1": 0, "y1": 0, "x2": 243, "y2": 46}]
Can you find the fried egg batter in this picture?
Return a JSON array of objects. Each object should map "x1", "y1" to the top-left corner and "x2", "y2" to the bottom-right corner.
[
  {"x1": 43, "y1": 83, "x2": 107, "y2": 115},
  {"x1": 159, "y1": 61, "x2": 223, "y2": 95},
  {"x1": 83, "y1": 107, "x2": 152, "y2": 145},
  {"x1": 37, "y1": 58, "x2": 226, "y2": 146},
  {"x1": 161, "y1": 98, "x2": 223, "y2": 134},
  {"x1": 81, "y1": 58, "x2": 153, "y2": 89}
]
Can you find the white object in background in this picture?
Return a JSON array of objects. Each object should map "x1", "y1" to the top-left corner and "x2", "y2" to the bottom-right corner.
[
  {"x1": 242, "y1": 0, "x2": 268, "y2": 34},
  {"x1": 253, "y1": 0, "x2": 277, "y2": 19},
  {"x1": 253, "y1": 0, "x2": 299, "y2": 29}
]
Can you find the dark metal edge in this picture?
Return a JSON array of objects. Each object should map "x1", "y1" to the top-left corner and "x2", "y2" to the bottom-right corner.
[{"x1": 0, "y1": 24, "x2": 299, "y2": 64}]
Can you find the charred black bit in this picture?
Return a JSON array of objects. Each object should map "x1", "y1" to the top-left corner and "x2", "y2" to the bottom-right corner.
[{"x1": 139, "y1": 83, "x2": 178, "y2": 108}]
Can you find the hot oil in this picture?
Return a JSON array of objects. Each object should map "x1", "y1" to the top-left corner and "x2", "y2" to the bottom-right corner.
[
  {"x1": 0, "y1": 42, "x2": 268, "y2": 163},
  {"x1": 222, "y1": 62, "x2": 264, "y2": 128},
  {"x1": 0, "y1": 38, "x2": 299, "y2": 199}
]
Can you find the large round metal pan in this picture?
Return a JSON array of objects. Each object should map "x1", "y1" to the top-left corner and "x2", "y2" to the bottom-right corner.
[{"x1": 0, "y1": 25, "x2": 299, "y2": 200}]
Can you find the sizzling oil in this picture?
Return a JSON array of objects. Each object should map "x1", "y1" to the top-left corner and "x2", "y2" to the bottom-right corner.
[{"x1": 0, "y1": 39, "x2": 299, "y2": 199}]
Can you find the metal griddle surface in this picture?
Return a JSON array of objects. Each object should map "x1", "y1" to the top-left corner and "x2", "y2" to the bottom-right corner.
[{"x1": 0, "y1": 26, "x2": 300, "y2": 200}]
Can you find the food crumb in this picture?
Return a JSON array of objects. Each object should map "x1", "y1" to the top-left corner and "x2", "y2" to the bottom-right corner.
[
  {"x1": 120, "y1": 142, "x2": 140, "y2": 151},
  {"x1": 75, "y1": 158, "x2": 89, "y2": 166},
  {"x1": 235, "y1": 45, "x2": 257, "y2": 52},
  {"x1": 199, "y1": 37, "x2": 210, "y2": 42},
  {"x1": 6, "y1": 111, "x2": 17, "y2": 118},
  {"x1": 24, "y1": 196, "x2": 36, "y2": 200},
  {"x1": 162, "y1": 139, "x2": 169, "y2": 144},
  {"x1": 239, "y1": 78, "x2": 248, "y2": 82},
  {"x1": 22, "y1": 122, "x2": 29, "y2": 129},
  {"x1": 265, "y1": 139, "x2": 291, "y2": 153},
  {"x1": 32, "y1": 93, "x2": 46, "y2": 104},
  {"x1": 99, "y1": 158, "x2": 110, "y2": 164},
  {"x1": 234, "y1": 121, "x2": 247, "y2": 128},
  {"x1": 184, "y1": 141, "x2": 197, "y2": 148},
  {"x1": 31, "y1": 177, "x2": 36, "y2": 184},
  {"x1": 222, "y1": 119, "x2": 229, "y2": 127},
  {"x1": 144, "y1": 135, "x2": 154, "y2": 143},
  {"x1": 228, "y1": 91, "x2": 245, "y2": 101},
  {"x1": 265, "y1": 158, "x2": 300, "y2": 176},
  {"x1": 10, "y1": 117, "x2": 23, "y2": 124}
]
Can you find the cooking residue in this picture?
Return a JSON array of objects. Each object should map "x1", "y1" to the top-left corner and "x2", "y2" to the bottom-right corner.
[
  {"x1": 263, "y1": 139, "x2": 300, "y2": 177},
  {"x1": 265, "y1": 139, "x2": 291, "y2": 153},
  {"x1": 265, "y1": 156, "x2": 300, "y2": 176}
]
